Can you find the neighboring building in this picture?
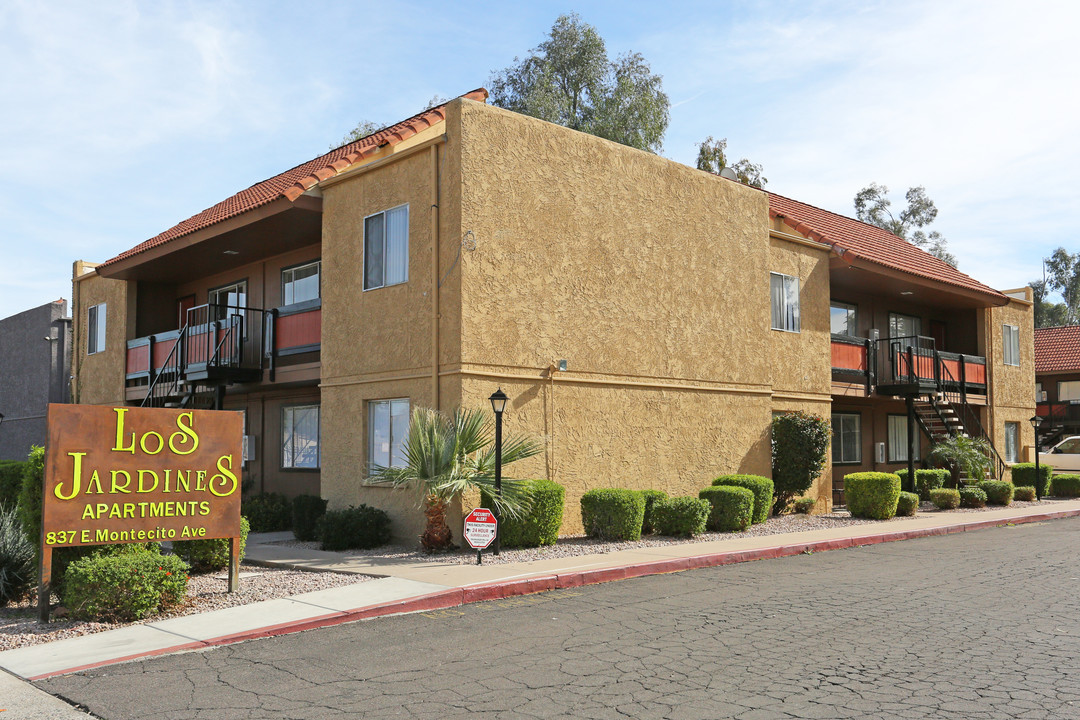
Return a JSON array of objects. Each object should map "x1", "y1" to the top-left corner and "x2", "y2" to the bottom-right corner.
[
  {"x1": 0, "y1": 299, "x2": 72, "y2": 461},
  {"x1": 1034, "y1": 325, "x2": 1080, "y2": 448},
  {"x1": 69, "y1": 90, "x2": 1035, "y2": 537}
]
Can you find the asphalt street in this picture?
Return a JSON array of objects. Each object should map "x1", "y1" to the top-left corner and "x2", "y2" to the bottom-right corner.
[{"x1": 42, "y1": 517, "x2": 1080, "y2": 719}]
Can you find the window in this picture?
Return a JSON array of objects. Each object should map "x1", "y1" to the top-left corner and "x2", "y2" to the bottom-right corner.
[
  {"x1": 369, "y1": 399, "x2": 409, "y2": 469},
  {"x1": 364, "y1": 205, "x2": 409, "y2": 290},
  {"x1": 87, "y1": 303, "x2": 106, "y2": 354},
  {"x1": 209, "y1": 280, "x2": 247, "y2": 320},
  {"x1": 830, "y1": 302, "x2": 858, "y2": 336},
  {"x1": 832, "y1": 413, "x2": 862, "y2": 464},
  {"x1": 1003, "y1": 324, "x2": 1020, "y2": 366},
  {"x1": 282, "y1": 404, "x2": 320, "y2": 469},
  {"x1": 887, "y1": 414, "x2": 920, "y2": 462},
  {"x1": 1004, "y1": 422, "x2": 1019, "y2": 463},
  {"x1": 282, "y1": 260, "x2": 320, "y2": 306},
  {"x1": 770, "y1": 272, "x2": 800, "y2": 332},
  {"x1": 1059, "y1": 381, "x2": 1080, "y2": 402},
  {"x1": 889, "y1": 312, "x2": 921, "y2": 340},
  {"x1": 1036, "y1": 382, "x2": 1044, "y2": 402}
]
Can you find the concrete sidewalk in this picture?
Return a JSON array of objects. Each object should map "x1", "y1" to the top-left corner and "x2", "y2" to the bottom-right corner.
[{"x1": 3, "y1": 499, "x2": 1080, "y2": 687}]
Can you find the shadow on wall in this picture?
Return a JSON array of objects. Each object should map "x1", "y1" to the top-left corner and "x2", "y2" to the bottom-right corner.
[{"x1": 737, "y1": 424, "x2": 772, "y2": 475}]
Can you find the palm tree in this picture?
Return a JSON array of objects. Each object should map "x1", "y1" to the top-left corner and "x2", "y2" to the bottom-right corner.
[
  {"x1": 927, "y1": 435, "x2": 993, "y2": 486},
  {"x1": 368, "y1": 406, "x2": 543, "y2": 552}
]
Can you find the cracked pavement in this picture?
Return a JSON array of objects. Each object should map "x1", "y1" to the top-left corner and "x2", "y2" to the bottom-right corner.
[{"x1": 41, "y1": 517, "x2": 1080, "y2": 719}]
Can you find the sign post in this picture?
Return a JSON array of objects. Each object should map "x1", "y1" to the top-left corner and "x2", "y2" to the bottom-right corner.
[{"x1": 463, "y1": 507, "x2": 497, "y2": 565}]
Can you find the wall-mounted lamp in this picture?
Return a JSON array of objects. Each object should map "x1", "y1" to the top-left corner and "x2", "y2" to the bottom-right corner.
[{"x1": 557, "y1": 359, "x2": 568, "y2": 372}]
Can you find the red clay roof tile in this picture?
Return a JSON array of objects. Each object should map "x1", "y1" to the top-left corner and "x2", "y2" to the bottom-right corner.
[{"x1": 1035, "y1": 325, "x2": 1080, "y2": 374}]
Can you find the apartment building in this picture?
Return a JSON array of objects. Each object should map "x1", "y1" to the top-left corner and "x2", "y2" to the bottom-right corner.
[{"x1": 1033, "y1": 325, "x2": 1080, "y2": 448}]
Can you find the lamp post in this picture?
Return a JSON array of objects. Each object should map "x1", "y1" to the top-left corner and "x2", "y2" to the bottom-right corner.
[
  {"x1": 1030, "y1": 415, "x2": 1043, "y2": 500},
  {"x1": 489, "y1": 388, "x2": 508, "y2": 556}
]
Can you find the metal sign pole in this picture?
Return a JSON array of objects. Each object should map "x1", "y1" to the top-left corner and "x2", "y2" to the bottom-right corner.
[{"x1": 38, "y1": 546, "x2": 52, "y2": 624}]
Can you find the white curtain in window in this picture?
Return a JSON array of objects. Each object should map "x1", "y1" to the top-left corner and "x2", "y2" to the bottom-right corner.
[
  {"x1": 785, "y1": 276, "x2": 800, "y2": 331},
  {"x1": 1060, "y1": 381, "x2": 1080, "y2": 401},
  {"x1": 370, "y1": 401, "x2": 391, "y2": 468},
  {"x1": 364, "y1": 215, "x2": 385, "y2": 289},
  {"x1": 385, "y1": 206, "x2": 409, "y2": 285},
  {"x1": 888, "y1": 415, "x2": 918, "y2": 462},
  {"x1": 390, "y1": 399, "x2": 410, "y2": 467},
  {"x1": 1004, "y1": 423, "x2": 1019, "y2": 463},
  {"x1": 770, "y1": 274, "x2": 784, "y2": 329}
]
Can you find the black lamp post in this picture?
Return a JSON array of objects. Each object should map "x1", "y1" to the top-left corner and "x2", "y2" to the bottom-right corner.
[
  {"x1": 1030, "y1": 415, "x2": 1043, "y2": 500},
  {"x1": 489, "y1": 388, "x2": 508, "y2": 556}
]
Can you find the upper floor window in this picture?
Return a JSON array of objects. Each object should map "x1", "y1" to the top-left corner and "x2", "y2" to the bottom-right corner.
[
  {"x1": 830, "y1": 301, "x2": 858, "y2": 336},
  {"x1": 1059, "y1": 380, "x2": 1080, "y2": 402},
  {"x1": 87, "y1": 303, "x2": 106, "y2": 354},
  {"x1": 1004, "y1": 421, "x2": 1019, "y2": 463},
  {"x1": 209, "y1": 280, "x2": 247, "y2": 312},
  {"x1": 770, "y1": 272, "x2": 800, "y2": 332},
  {"x1": 1003, "y1": 324, "x2": 1020, "y2": 366},
  {"x1": 282, "y1": 260, "x2": 320, "y2": 305},
  {"x1": 282, "y1": 403, "x2": 320, "y2": 469},
  {"x1": 889, "y1": 312, "x2": 921, "y2": 340},
  {"x1": 364, "y1": 205, "x2": 409, "y2": 290}
]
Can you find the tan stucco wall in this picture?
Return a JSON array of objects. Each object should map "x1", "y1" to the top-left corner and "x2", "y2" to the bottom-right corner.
[
  {"x1": 987, "y1": 292, "x2": 1036, "y2": 476},
  {"x1": 71, "y1": 262, "x2": 132, "y2": 406}
]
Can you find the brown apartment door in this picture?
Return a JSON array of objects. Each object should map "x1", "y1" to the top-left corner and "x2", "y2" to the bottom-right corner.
[
  {"x1": 177, "y1": 294, "x2": 196, "y2": 328},
  {"x1": 929, "y1": 320, "x2": 946, "y2": 352}
]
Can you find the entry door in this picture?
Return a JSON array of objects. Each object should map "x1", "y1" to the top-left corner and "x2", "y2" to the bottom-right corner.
[{"x1": 929, "y1": 320, "x2": 946, "y2": 352}]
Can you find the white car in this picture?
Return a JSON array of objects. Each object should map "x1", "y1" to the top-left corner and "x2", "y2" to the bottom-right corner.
[{"x1": 1039, "y1": 436, "x2": 1080, "y2": 473}]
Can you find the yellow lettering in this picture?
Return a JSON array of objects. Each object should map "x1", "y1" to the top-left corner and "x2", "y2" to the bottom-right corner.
[
  {"x1": 199, "y1": 500, "x2": 211, "y2": 516},
  {"x1": 123, "y1": 503, "x2": 135, "y2": 519},
  {"x1": 137, "y1": 530, "x2": 146, "y2": 541},
  {"x1": 96, "y1": 503, "x2": 108, "y2": 518},
  {"x1": 81, "y1": 504, "x2": 95, "y2": 520},
  {"x1": 110, "y1": 469, "x2": 132, "y2": 493},
  {"x1": 169, "y1": 412, "x2": 199, "y2": 455},
  {"x1": 95, "y1": 529, "x2": 109, "y2": 542},
  {"x1": 81, "y1": 530, "x2": 91, "y2": 543},
  {"x1": 108, "y1": 504, "x2": 122, "y2": 519},
  {"x1": 137, "y1": 470, "x2": 159, "y2": 493},
  {"x1": 175, "y1": 470, "x2": 190, "y2": 493},
  {"x1": 87, "y1": 470, "x2": 103, "y2": 494},
  {"x1": 140, "y1": 431, "x2": 164, "y2": 455},
  {"x1": 195, "y1": 470, "x2": 207, "y2": 491},
  {"x1": 163, "y1": 469, "x2": 171, "y2": 493},
  {"x1": 149, "y1": 502, "x2": 164, "y2": 517},
  {"x1": 209, "y1": 455, "x2": 239, "y2": 497},
  {"x1": 55, "y1": 452, "x2": 86, "y2": 501},
  {"x1": 181, "y1": 526, "x2": 192, "y2": 537},
  {"x1": 112, "y1": 408, "x2": 135, "y2": 454}
]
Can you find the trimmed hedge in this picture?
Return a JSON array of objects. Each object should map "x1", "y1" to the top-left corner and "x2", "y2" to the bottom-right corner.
[
  {"x1": 0, "y1": 461, "x2": 27, "y2": 509},
  {"x1": 580, "y1": 489, "x2": 645, "y2": 541},
  {"x1": 1050, "y1": 474, "x2": 1080, "y2": 497},
  {"x1": 712, "y1": 475, "x2": 774, "y2": 524},
  {"x1": 977, "y1": 480, "x2": 1013, "y2": 506},
  {"x1": 959, "y1": 487, "x2": 988, "y2": 508},
  {"x1": 241, "y1": 492, "x2": 292, "y2": 532},
  {"x1": 171, "y1": 517, "x2": 250, "y2": 573},
  {"x1": 931, "y1": 488, "x2": 961, "y2": 509},
  {"x1": 1011, "y1": 463, "x2": 1052, "y2": 498},
  {"x1": 698, "y1": 486, "x2": 754, "y2": 532},
  {"x1": 845, "y1": 472, "x2": 901, "y2": 520},
  {"x1": 896, "y1": 491, "x2": 919, "y2": 517},
  {"x1": 1013, "y1": 485, "x2": 1037, "y2": 501},
  {"x1": 292, "y1": 495, "x2": 329, "y2": 542},
  {"x1": 650, "y1": 497, "x2": 710, "y2": 537},
  {"x1": 482, "y1": 479, "x2": 565, "y2": 548},
  {"x1": 316, "y1": 505, "x2": 392, "y2": 551},
  {"x1": 62, "y1": 546, "x2": 189, "y2": 621},
  {"x1": 896, "y1": 468, "x2": 950, "y2": 500},
  {"x1": 637, "y1": 490, "x2": 668, "y2": 534},
  {"x1": 793, "y1": 497, "x2": 815, "y2": 514}
]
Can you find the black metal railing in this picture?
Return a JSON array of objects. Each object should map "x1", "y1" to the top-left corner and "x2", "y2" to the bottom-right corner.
[
  {"x1": 876, "y1": 335, "x2": 938, "y2": 387},
  {"x1": 936, "y1": 359, "x2": 1006, "y2": 479},
  {"x1": 183, "y1": 304, "x2": 269, "y2": 373},
  {"x1": 142, "y1": 324, "x2": 187, "y2": 408}
]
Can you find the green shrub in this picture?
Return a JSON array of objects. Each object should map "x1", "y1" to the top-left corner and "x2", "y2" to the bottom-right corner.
[
  {"x1": 793, "y1": 497, "x2": 815, "y2": 514},
  {"x1": 171, "y1": 517, "x2": 250, "y2": 573},
  {"x1": 62, "y1": 546, "x2": 189, "y2": 621},
  {"x1": 712, "y1": 475, "x2": 774, "y2": 524},
  {"x1": 242, "y1": 492, "x2": 292, "y2": 532},
  {"x1": 896, "y1": 491, "x2": 919, "y2": 517},
  {"x1": 16, "y1": 446, "x2": 45, "y2": 551},
  {"x1": 0, "y1": 461, "x2": 27, "y2": 509},
  {"x1": 1011, "y1": 463, "x2": 1052, "y2": 497},
  {"x1": 0, "y1": 505, "x2": 34, "y2": 605},
  {"x1": 316, "y1": 505, "x2": 392, "y2": 551},
  {"x1": 896, "y1": 468, "x2": 950, "y2": 500},
  {"x1": 1013, "y1": 485, "x2": 1037, "y2": 501},
  {"x1": 580, "y1": 489, "x2": 645, "y2": 541},
  {"x1": 637, "y1": 490, "x2": 668, "y2": 534},
  {"x1": 482, "y1": 479, "x2": 565, "y2": 548},
  {"x1": 959, "y1": 487, "x2": 988, "y2": 508},
  {"x1": 698, "y1": 486, "x2": 754, "y2": 532},
  {"x1": 650, "y1": 497, "x2": 710, "y2": 537},
  {"x1": 977, "y1": 480, "x2": 1013, "y2": 506},
  {"x1": 771, "y1": 412, "x2": 830, "y2": 513},
  {"x1": 292, "y1": 495, "x2": 329, "y2": 542},
  {"x1": 845, "y1": 472, "x2": 901, "y2": 520},
  {"x1": 1050, "y1": 474, "x2": 1080, "y2": 497},
  {"x1": 931, "y1": 488, "x2": 961, "y2": 509}
]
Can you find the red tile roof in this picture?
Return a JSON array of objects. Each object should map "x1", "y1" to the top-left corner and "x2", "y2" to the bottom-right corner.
[
  {"x1": 99, "y1": 89, "x2": 489, "y2": 269},
  {"x1": 1035, "y1": 325, "x2": 1080, "y2": 374},
  {"x1": 767, "y1": 191, "x2": 1005, "y2": 301}
]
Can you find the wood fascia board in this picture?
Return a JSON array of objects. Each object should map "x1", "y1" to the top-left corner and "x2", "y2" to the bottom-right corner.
[
  {"x1": 843, "y1": 255, "x2": 1010, "y2": 308},
  {"x1": 768, "y1": 228, "x2": 832, "y2": 253},
  {"x1": 318, "y1": 134, "x2": 447, "y2": 190}
]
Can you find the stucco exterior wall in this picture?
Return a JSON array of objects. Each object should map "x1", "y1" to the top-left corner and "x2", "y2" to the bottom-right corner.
[
  {"x1": 987, "y1": 292, "x2": 1036, "y2": 474},
  {"x1": 71, "y1": 263, "x2": 132, "y2": 406}
]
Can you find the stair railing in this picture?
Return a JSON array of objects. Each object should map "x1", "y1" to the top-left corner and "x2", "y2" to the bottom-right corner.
[
  {"x1": 934, "y1": 351, "x2": 1007, "y2": 479},
  {"x1": 141, "y1": 325, "x2": 188, "y2": 408}
]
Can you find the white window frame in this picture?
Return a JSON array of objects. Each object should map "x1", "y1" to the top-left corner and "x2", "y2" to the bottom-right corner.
[
  {"x1": 770, "y1": 272, "x2": 800, "y2": 333},
  {"x1": 832, "y1": 412, "x2": 862, "y2": 464},
  {"x1": 1003, "y1": 324, "x2": 1020, "y2": 366},
  {"x1": 368, "y1": 398, "x2": 410, "y2": 470},
  {"x1": 830, "y1": 301, "x2": 858, "y2": 337},
  {"x1": 282, "y1": 403, "x2": 320, "y2": 469},
  {"x1": 87, "y1": 302, "x2": 106, "y2": 355},
  {"x1": 363, "y1": 204, "x2": 409, "y2": 291},
  {"x1": 887, "y1": 414, "x2": 920, "y2": 463},
  {"x1": 1004, "y1": 421, "x2": 1019, "y2": 463},
  {"x1": 282, "y1": 259, "x2": 321, "y2": 306},
  {"x1": 889, "y1": 312, "x2": 922, "y2": 340},
  {"x1": 1058, "y1": 380, "x2": 1080, "y2": 402}
]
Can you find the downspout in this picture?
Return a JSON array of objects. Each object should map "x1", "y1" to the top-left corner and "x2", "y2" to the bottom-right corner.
[{"x1": 430, "y1": 144, "x2": 440, "y2": 410}]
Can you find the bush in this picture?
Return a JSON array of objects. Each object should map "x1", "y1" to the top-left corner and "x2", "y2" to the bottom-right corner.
[
  {"x1": 482, "y1": 479, "x2": 565, "y2": 548},
  {"x1": 0, "y1": 505, "x2": 34, "y2": 605},
  {"x1": 959, "y1": 487, "x2": 988, "y2": 508},
  {"x1": 896, "y1": 468, "x2": 950, "y2": 500},
  {"x1": 171, "y1": 517, "x2": 250, "y2": 573},
  {"x1": 316, "y1": 505, "x2": 392, "y2": 551},
  {"x1": 1011, "y1": 463, "x2": 1052, "y2": 498},
  {"x1": 771, "y1": 412, "x2": 830, "y2": 513},
  {"x1": 896, "y1": 491, "x2": 919, "y2": 517},
  {"x1": 242, "y1": 492, "x2": 292, "y2": 532},
  {"x1": 650, "y1": 497, "x2": 710, "y2": 537},
  {"x1": 845, "y1": 472, "x2": 901, "y2": 520},
  {"x1": 637, "y1": 490, "x2": 668, "y2": 534},
  {"x1": 793, "y1": 497, "x2": 815, "y2": 514},
  {"x1": 580, "y1": 489, "x2": 645, "y2": 541},
  {"x1": 62, "y1": 546, "x2": 189, "y2": 621},
  {"x1": 931, "y1": 488, "x2": 961, "y2": 509},
  {"x1": 16, "y1": 446, "x2": 45, "y2": 551},
  {"x1": 292, "y1": 495, "x2": 329, "y2": 542},
  {"x1": 977, "y1": 480, "x2": 1013, "y2": 506},
  {"x1": 0, "y1": 461, "x2": 27, "y2": 509},
  {"x1": 1013, "y1": 485, "x2": 1037, "y2": 501},
  {"x1": 1050, "y1": 474, "x2": 1080, "y2": 497},
  {"x1": 698, "y1": 486, "x2": 754, "y2": 532},
  {"x1": 712, "y1": 475, "x2": 774, "y2": 524}
]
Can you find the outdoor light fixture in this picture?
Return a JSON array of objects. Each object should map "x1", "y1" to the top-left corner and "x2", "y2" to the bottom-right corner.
[
  {"x1": 489, "y1": 388, "x2": 508, "y2": 555},
  {"x1": 1030, "y1": 415, "x2": 1043, "y2": 500},
  {"x1": 489, "y1": 387, "x2": 508, "y2": 415}
]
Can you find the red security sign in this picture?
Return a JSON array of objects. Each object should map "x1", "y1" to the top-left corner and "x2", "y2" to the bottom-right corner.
[{"x1": 463, "y1": 508, "x2": 497, "y2": 549}]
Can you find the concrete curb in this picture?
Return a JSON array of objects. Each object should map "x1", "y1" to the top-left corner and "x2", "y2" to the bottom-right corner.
[{"x1": 24, "y1": 507, "x2": 1080, "y2": 680}]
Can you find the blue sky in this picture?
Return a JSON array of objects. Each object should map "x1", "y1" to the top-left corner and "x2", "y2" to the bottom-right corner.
[{"x1": 1, "y1": 0, "x2": 1078, "y2": 320}]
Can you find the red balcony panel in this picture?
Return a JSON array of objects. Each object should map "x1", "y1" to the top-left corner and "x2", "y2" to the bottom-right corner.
[
  {"x1": 151, "y1": 338, "x2": 178, "y2": 370},
  {"x1": 831, "y1": 341, "x2": 866, "y2": 372},
  {"x1": 127, "y1": 344, "x2": 149, "y2": 375},
  {"x1": 276, "y1": 308, "x2": 321, "y2": 351}
]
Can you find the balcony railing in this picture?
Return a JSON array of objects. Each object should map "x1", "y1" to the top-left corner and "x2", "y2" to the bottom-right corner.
[{"x1": 830, "y1": 334, "x2": 987, "y2": 399}]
